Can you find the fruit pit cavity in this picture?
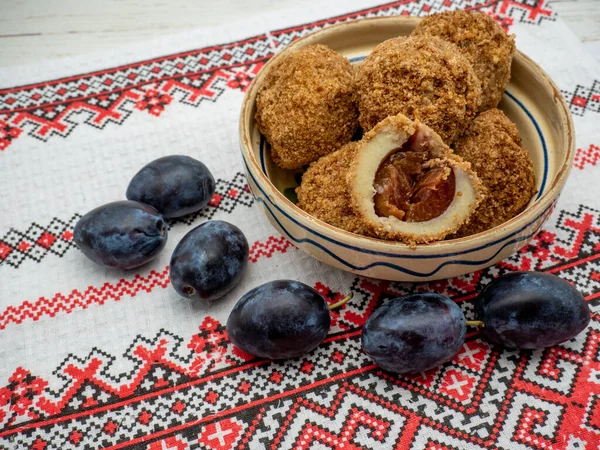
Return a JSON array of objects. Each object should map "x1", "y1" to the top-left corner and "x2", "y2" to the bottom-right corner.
[{"x1": 373, "y1": 130, "x2": 456, "y2": 222}]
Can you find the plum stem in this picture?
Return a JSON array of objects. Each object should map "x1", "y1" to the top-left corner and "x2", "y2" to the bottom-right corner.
[
  {"x1": 466, "y1": 320, "x2": 485, "y2": 328},
  {"x1": 328, "y1": 293, "x2": 353, "y2": 311}
]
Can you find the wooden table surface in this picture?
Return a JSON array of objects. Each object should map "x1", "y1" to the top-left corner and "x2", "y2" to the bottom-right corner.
[{"x1": 0, "y1": 0, "x2": 598, "y2": 69}]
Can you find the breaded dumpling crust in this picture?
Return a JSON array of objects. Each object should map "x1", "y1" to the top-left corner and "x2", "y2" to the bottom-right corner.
[
  {"x1": 297, "y1": 142, "x2": 370, "y2": 235},
  {"x1": 453, "y1": 109, "x2": 536, "y2": 237},
  {"x1": 356, "y1": 35, "x2": 481, "y2": 144},
  {"x1": 413, "y1": 11, "x2": 516, "y2": 112},
  {"x1": 256, "y1": 44, "x2": 358, "y2": 170}
]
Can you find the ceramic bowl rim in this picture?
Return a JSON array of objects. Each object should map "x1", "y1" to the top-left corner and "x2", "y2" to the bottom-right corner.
[{"x1": 239, "y1": 16, "x2": 575, "y2": 257}]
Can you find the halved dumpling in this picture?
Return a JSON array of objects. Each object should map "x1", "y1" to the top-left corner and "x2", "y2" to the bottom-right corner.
[{"x1": 348, "y1": 113, "x2": 483, "y2": 245}]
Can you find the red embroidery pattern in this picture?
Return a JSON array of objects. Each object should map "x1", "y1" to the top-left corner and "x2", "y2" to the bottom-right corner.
[
  {"x1": 1, "y1": 197, "x2": 598, "y2": 438},
  {"x1": 134, "y1": 89, "x2": 173, "y2": 117},
  {"x1": 562, "y1": 80, "x2": 600, "y2": 116},
  {"x1": 0, "y1": 319, "x2": 254, "y2": 428},
  {"x1": 4, "y1": 195, "x2": 585, "y2": 338},
  {"x1": 0, "y1": 266, "x2": 171, "y2": 331},
  {"x1": 248, "y1": 235, "x2": 293, "y2": 263},
  {"x1": 574, "y1": 144, "x2": 600, "y2": 170},
  {"x1": 492, "y1": 0, "x2": 553, "y2": 29},
  {"x1": 11, "y1": 320, "x2": 600, "y2": 450},
  {"x1": 7, "y1": 1, "x2": 600, "y2": 449},
  {"x1": 0, "y1": 0, "x2": 556, "y2": 150},
  {"x1": 198, "y1": 418, "x2": 244, "y2": 449},
  {"x1": 0, "y1": 234, "x2": 294, "y2": 330},
  {"x1": 226, "y1": 64, "x2": 265, "y2": 92},
  {"x1": 0, "y1": 215, "x2": 79, "y2": 268},
  {"x1": 0, "y1": 119, "x2": 22, "y2": 151},
  {"x1": 0, "y1": 368, "x2": 47, "y2": 425}
]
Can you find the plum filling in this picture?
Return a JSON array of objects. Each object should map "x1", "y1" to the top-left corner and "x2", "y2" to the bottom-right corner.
[{"x1": 373, "y1": 133, "x2": 456, "y2": 222}]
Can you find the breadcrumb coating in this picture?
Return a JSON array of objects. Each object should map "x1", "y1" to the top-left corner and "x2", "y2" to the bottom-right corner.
[
  {"x1": 255, "y1": 44, "x2": 358, "y2": 170},
  {"x1": 356, "y1": 35, "x2": 481, "y2": 144},
  {"x1": 453, "y1": 109, "x2": 536, "y2": 237},
  {"x1": 413, "y1": 11, "x2": 516, "y2": 112},
  {"x1": 297, "y1": 142, "x2": 371, "y2": 235}
]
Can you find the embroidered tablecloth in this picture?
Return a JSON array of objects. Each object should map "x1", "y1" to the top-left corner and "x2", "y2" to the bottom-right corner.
[{"x1": 1, "y1": 1, "x2": 600, "y2": 448}]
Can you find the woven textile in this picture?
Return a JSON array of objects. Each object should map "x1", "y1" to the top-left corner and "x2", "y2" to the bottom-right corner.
[{"x1": 1, "y1": 1, "x2": 600, "y2": 448}]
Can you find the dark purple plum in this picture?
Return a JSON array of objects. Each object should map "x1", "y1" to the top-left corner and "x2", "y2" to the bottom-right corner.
[
  {"x1": 126, "y1": 155, "x2": 215, "y2": 219},
  {"x1": 227, "y1": 280, "x2": 331, "y2": 359},
  {"x1": 475, "y1": 272, "x2": 590, "y2": 349},
  {"x1": 74, "y1": 201, "x2": 167, "y2": 270},
  {"x1": 170, "y1": 221, "x2": 248, "y2": 301},
  {"x1": 362, "y1": 293, "x2": 466, "y2": 374}
]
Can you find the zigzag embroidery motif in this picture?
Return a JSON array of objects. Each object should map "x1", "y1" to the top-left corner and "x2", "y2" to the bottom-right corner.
[
  {"x1": 0, "y1": 267, "x2": 170, "y2": 331},
  {"x1": 0, "y1": 233, "x2": 297, "y2": 331},
  {"x1": 0, "y1": 0, "x2": 556, "y2": 150}
]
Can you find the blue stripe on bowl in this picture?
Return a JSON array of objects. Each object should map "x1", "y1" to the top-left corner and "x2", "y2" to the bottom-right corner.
[
  {"x1": 349, "y1": 56, "x2": 365, "y2": 63},
  {"x1": 504, "y1": 90, "x2": 548, "y2": 199},
  {"x1": 259, "y1": 135, "x2": 268, "y2": 174},
  {"x1": 251, "y1": 184, "x2": 541, "y2": 276},
  {"x1": 243, "y1": 155, "x2": 553, "y2": 261}
]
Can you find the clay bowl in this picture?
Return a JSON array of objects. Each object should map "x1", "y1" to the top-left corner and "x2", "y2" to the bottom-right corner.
[{"x1": 239, "y1": 16, "x2": 574, "y2": 282}]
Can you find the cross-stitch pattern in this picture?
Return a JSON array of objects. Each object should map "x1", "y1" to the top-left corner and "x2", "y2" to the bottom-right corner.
[{"x1": 3, "y1": 0, "x2": 600, "y2": 449}]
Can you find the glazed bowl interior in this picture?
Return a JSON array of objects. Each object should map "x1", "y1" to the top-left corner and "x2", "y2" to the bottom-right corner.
[{"x1": 239, "y1": 17, "x2": 574, "y2": 281}]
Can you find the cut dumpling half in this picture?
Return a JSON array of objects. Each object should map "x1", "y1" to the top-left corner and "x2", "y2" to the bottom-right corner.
[{"x1": 348, "y1": 113, "x2": 483, "y2": 245}]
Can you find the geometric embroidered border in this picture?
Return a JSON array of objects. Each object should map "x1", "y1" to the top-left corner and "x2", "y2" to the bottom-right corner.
[
  {"x1": 2, "y1": 197, "x2": 600, "y2": 449},
  {"x1": 562, "y1": 80, "x2": 600, "y2": 116},
  {"x1": 0, "y1": 0, "x2": 556, "y2": 151}
]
